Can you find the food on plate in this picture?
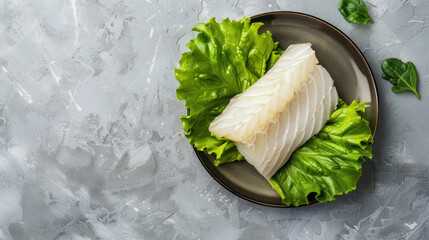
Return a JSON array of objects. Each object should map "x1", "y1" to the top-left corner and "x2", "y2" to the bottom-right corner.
[{"x1": 175, "y1": 17, "x2": 373, "y2": 206}]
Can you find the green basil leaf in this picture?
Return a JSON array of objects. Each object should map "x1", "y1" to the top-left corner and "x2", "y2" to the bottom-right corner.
[
  {"x1": 381, "y1": 58, "x2": 420, "y2": 99},
  {"x1": 338, "y1": 0, "x2": 374, "y2": 24}
]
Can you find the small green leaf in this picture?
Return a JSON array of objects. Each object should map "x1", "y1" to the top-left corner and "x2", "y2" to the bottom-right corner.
[
  {"x1": 381, "y1": 58, "x2": 420, "y2": 99},
  {"x1": 338, "y1": 0, "x2": 374, "y2": 24}
]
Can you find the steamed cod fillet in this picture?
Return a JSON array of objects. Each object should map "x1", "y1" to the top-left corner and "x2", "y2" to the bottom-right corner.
[
  {"x1": 209, "y1": 43, "x2": 318, "y2": 143},
  {"x1": 236, "y1": 65, "x2": 339, "y2": 179}
]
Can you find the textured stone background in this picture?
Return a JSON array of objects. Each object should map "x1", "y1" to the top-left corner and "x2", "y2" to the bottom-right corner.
[{"x1": 0, "y1": 0, "x2": 428, "y2": 239}]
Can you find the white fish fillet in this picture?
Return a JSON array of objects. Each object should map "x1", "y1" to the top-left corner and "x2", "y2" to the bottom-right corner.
[
  {"x1": 236, "y1": 65, "x2": 339, "y2": 178},
  {"x1": 209, "y1": 43, "x2": 318, "y2": 143}
]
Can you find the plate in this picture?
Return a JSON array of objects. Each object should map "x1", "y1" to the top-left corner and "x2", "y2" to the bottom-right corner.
[{"x1": 193, "y1": 11, "x2": 379, "y2": 207}]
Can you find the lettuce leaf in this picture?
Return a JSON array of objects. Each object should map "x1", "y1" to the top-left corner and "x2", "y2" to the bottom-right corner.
[
  {"x1": 175, "y1": 17, "x2": 283, "y2": 165},
  {"x1": 268, "y1": 100, "x2": 373, "y2": 206}
]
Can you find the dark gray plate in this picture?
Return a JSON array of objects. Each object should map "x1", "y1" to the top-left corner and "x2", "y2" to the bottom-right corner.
[{"x1": 194, "y1": 11, "x2": 379, "y2": 207}]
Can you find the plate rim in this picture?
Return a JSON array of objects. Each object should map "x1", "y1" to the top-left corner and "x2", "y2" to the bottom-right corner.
[{"x1": 194, "y1": 11, "x2": 379, "y2": 208}]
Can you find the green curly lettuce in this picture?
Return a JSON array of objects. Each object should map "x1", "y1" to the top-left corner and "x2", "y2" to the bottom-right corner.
[
  {"x1": 268, "y1": 100, "x2": 373, "y2": 206},
  {"x1": 175, "y1": 17, "x2": 283, "y2": 165}
]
